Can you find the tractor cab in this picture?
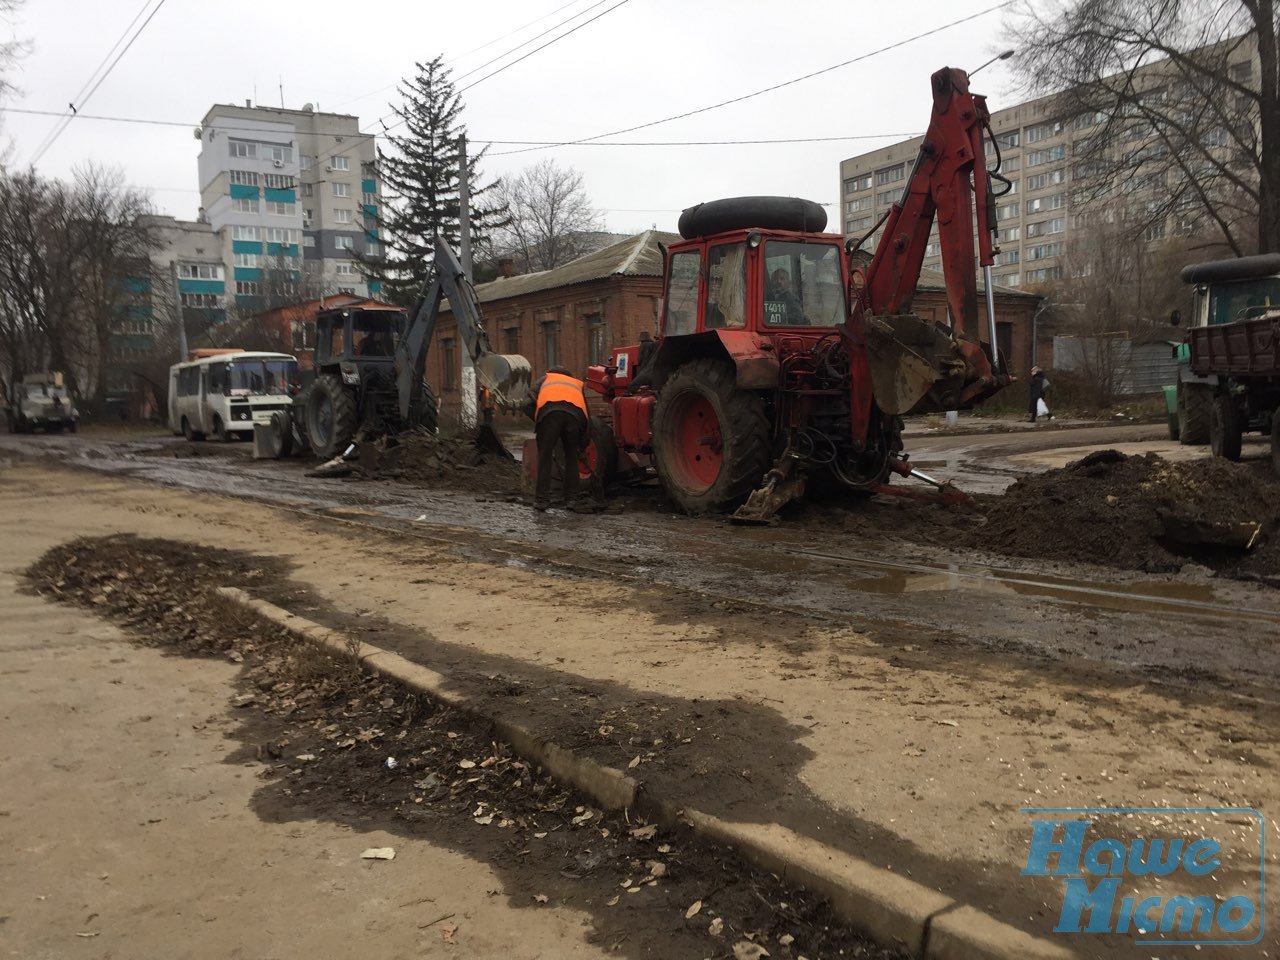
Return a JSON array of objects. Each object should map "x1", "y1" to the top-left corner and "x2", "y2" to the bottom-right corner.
[
  {"x1": 314, "y1": 307, "x2": 406, "y2": 370},
  {"x1": 662, "y1": 230, "x2": 847, "y2": 337}
]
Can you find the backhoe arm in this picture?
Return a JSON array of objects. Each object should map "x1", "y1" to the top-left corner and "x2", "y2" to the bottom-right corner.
[{"x1": 395, "y1": 236, "x2": 531, "y2": 421}]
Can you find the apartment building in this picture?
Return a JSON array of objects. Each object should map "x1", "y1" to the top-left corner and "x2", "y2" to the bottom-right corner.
[
  {"x1": 837, "y1": 44, "x2": 1258, "y2": 291},
  {"x1": 193, "y1": 101, "x2": 380, "y2": 309}
]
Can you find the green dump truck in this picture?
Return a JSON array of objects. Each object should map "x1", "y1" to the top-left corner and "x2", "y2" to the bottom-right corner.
[{"x1": 1167, "y1": 254, "x2": 1280, "y2": 453}]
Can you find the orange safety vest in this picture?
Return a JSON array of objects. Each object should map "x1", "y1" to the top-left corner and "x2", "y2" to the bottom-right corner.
[{"x1": 535, "y1": 371, "x2": 589, "y2": 418}]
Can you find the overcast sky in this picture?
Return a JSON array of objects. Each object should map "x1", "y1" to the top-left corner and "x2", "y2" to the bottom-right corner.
[{"x1": 2, "y1": 0, "x2": 1021, "y2": 236}]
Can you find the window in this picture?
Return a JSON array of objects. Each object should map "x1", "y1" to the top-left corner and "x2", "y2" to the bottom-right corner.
[
  {"x1": 586, "y1": 314, "x2": 608, "y2": 364},
  {"x1": 995, "y1": 273, "x2": 1021, "y2": 287},
  {"x1": 367, "y1": 241, "x2": 380, "y2": 257},
  {"x1": 264, "y1": 174, "x2": 294, "y2": 190},
  {"x1": 502, "y1": 326, "x2": 519, "y2": 355},
  {"x1": 230, "y1": 170, "x2": 258, "y2": 186},
  {"x1": 844, "y1": 173, "x2": 872, "y2": 193},
  {"x1": 1001, "y1": 154, "x2": 1021, "y2": 173},
  {"x1": 178, "y1": 262, "x2": 223, "y2": 280},
  {"x1": 996, "y1": 200, "x2": 1019, "y2": 221},
  {"x1": 232, "y1": 197, "x2": 259, "y2": 214},
  {"x1": 846, "y1": 215, "x2": 874, "y2": 233},
  {"x1": 1230, "y1": 61, "x2": 1252, "y2": 83},
  {"x1": 266, "y1": 200, "x2": 296, "y2": 216},
  {"x1": 704, "y1": 242, "x2": 747, "y2": 329},
  {"x1": 361, "y1": 161, "x2": 378, "y2": 179},
  {"x1": 1001, "y1": 178, "x2": 1019, "y2": 195},
  {"x1": 1027, "y1": 145, "x2": 1066, "y2": 166},
  {"x1": 228, "y1": 139, "x2": 257, "y2": 158},
  {"x1": 330, "y1": 156, "x2": 349, "y2": 171},
  {"x1": 303, "y1": 235, "x2": 317, "y2": 248},
  {"x1": 332, "y1": 182, "x2": 350, "y2": 198},
  {"x1": 180, "y1": 292, "x2": 221, "y2": 308},
  {"x1": 334, "y1": 236, "x2": 354, "y2": 251},
  {"x1": 1000, "y1": 248, "x2": 1019, "y2": 265},
  {"x1": 663, "y1": 250, "x2": 701, "y2": 336},
  {"x1": 1143, "y1": 220, "x2": 1167, "y2": 242},
  {"x1": 263, "y1": 143, "x2": 293, "y2": 164},
  {"x1": 335, "y1": 263, "x2": 356, "y2": 277},
  {"x1": 1001, "y1": 226, "x2": 1021, "y2": 242},
  {"x1": 363, "y1": 192, "x2": 377, "y2": 206},
  {"x1": 1027, "y1": 243, "x2": 1060, "y2": 261},
  {"x1": 1026, "y1": 218, "x2": 1065, "y2": 237},
  {"x1": 441, "y1": 339, "x2": 457, "y2": 389},
  {"x1": 301, "y1": 182, "x2": 314, "y2": 197},
  {"x1": 300, "y1": 155, "x2": 314, "y2": 171},
  {"x1": 1025, "y1": 121, "x2": 1062, "y2": 143},
  {"x1": 877, "y1": 187, "x2": 903, "y2": 206},
  {"x1": 236, "y1": 280, "x2": 261, "y2": 295},
  {"x1": 266, "y1": 227, "x2": 297, "y2": 244},
  {"x1": 875, "y1": 164, "x2": 904, "y2": 185},
  {"x1": 1072, "y1": 110, "x2": 1107, "y2": 130},
  {"x1": 542, "y1": 321, "x2": 558, "y2": 368},
  {"x1": 334, "y1": 208, "x2": 353, "y2": 224},
  {"x1": 1026, "y1": 194, "x2": 1064, "y2": 213},
  {"x1": 763, "y1": 240, "x2": 846, "y2": 327},
  {"x1": 234, "y1": 253, "x2": 258, "y2": 268},
  {"x1": 1025, "y1": 266, "x2": 1063, "y2": 283},
  {"x1": 845, "y1": 196, "x2": 872, "y2": 214},
  {"x1": 995, "y1": 130, "x2": 1020, "y2": 148}
]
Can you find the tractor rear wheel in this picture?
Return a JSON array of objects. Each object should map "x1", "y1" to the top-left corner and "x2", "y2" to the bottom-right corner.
[
  {"x1": 1210, "y1": 392, "x2": 1243, "y2": 461},
  {"x1": 306, "y1": 374, "x2": 358, "y2": 460},
  {"x1": 652, "y1": 358, "x2": 770, "y2": 514},
  {"x1": 1177, "y1": 382, "x2": 1211, "y2": 445}
]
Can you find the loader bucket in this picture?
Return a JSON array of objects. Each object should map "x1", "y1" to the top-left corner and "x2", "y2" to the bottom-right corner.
[
  {"x1": 865, "y1": 314, "x2": 1009, "y2": 416},
  {"x1": 475, "y1": 353, "x2": 533, "y2": 409}
]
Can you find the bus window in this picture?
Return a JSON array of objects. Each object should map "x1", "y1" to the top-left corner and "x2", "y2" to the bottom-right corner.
[{"x1": 208, "y1": 363, "x2": 229, "y2": 395}]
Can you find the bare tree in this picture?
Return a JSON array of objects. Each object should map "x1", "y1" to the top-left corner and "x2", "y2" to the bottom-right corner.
[
  {"x1": 1006, "y1": 0, "x2": 1277, "y2": 255},
  {"x1": 492, "y1": 160, "x2": 602, "y2": 273}
]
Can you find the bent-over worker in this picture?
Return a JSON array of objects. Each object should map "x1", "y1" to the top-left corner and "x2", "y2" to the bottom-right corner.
[{"x1": 526, "y1": 366, "x2": 589, "y2": 511}]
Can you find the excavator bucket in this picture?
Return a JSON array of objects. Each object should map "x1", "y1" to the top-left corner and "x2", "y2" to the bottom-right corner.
[
  {"x1": 865, "y1": 314, "x2": 1010, "y2": 416},
  {"x1": 475, "y1": 353, "x2": 533, "y2": 409}
]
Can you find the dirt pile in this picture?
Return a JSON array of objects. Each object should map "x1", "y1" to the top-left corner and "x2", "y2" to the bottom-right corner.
[
  {"x1": 969, "y1": 451, "x2": 1280, "y2": 578},
  {"x1": 370, "y1": 428, "x2": 524, "y2": 494},
  {"x1": 25, "y1": 535, "x2": 902, "y2": 960}
]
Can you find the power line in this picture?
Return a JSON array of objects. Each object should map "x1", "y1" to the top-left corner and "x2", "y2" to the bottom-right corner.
[
  {"x1": 459, "y1": 0, "x2": 631, "y2": 92},
  {"x1": 2, "y1": 106, "x2": 919, "y2": 148},
  {"x1": 26, "y1": 0, "x2": 155, "y2": 163},
  {"x1": 488, "y1": 0, "x2": 1016, "y2": 156},
  {"x1": 30, "y1": 0, "x2": 171, "y2": 166},
  {"x1": 454, "y1": 0, "x2": 618, "y2": 83}
]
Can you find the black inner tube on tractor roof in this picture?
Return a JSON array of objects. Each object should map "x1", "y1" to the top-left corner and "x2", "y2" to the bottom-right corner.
[{"x1": 678, "y1": 196, "x2": 828, "y2": 240}]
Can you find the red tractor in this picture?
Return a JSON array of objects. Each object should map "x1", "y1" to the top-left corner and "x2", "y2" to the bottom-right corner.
[{"x1": 581, "y1": 66, "x2": 1014, "y2": 521}]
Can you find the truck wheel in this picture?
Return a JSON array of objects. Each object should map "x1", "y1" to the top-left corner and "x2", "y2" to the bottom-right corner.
[
  {"x1": 306, "y1": 374, "x2": 358, "y2": 460},
  {"x1": 1210, "y1": 393, "x2": 1243, "y2": 461},
  {"x1": 652, "y1": 358, "x2": 770, "y2": 513},
  {"x1": 181, "y1": 416, "x2": 205, "y2": 442},
  {"x1": 1177, "y1": 382, "x2": 1211, "y2": 445},
  {"x1": 1271, "y1": 409, "x2": 1280, "y2": 476}
]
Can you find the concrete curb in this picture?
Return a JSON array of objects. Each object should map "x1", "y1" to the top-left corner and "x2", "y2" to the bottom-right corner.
[{"x1": 218, "y1": 587, "x2": 1075, "y2": 960}]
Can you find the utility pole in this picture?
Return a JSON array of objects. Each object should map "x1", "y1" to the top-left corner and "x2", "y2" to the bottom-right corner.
[
  {"x1": 169, "y1": 260, "x2": 188, "y2": 360},
  {"x1": 456, "y1": 134, "x2": 477, "y2": 429}
]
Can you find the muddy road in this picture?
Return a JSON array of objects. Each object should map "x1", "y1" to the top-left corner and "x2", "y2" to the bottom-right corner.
[{"x1": 2, "y1": 427, "x2": 1277, "y2": 688}]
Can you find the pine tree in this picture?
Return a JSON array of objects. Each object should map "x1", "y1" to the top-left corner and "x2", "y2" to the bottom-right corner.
[{"x1": 357, "y1": 56, "x2": 505, "y2": 304}]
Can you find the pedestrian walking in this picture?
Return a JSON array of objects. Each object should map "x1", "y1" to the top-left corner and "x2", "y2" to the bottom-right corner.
[{"x1": 1028, "y1": 366, "x2": 1052, "y2": 423}]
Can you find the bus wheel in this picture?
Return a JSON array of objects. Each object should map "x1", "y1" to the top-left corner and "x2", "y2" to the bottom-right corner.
[
  {"x1": 182, "y1": 416, "x2": 205, "y2": 442},
  {"x1": 212, "y1": 415, "x2": 235, "y2": 443}
]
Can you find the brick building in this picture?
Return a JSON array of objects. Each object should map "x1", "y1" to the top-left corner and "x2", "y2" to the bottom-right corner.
[
  {"x1": 428, "y1": 230, "x2": 676, "y2": 421},
  {"x1": 427, "y1": 230, "x2": 1041, "y2": 422}
]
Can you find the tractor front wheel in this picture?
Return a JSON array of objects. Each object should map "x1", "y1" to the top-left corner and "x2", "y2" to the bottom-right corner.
[
  {"x1": 652, "y1": 359, "x2": 770, "y2": 514},
  {"x1": 306, "y1": 374, "x2": 358, "y2": 460},
  {"x1": 1210, "y1": 392, "x2": 1243, "y2": 461},
  {"x1": 1178, "y1": 382, "x2": 1211, "y2": 445}
]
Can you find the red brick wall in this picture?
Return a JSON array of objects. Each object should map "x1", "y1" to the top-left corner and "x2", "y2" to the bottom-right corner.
[
  {"x1": 428, "y1": 275, "x2": 663, "y2": 424},
  {"x1": 911, "y1": 290, "x2": 1039, "y2": 375}
]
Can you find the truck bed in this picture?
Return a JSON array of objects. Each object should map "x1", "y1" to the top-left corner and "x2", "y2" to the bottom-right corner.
[{"x1": 1189, "y1": 313, "x2": 1280, "y2": 378}]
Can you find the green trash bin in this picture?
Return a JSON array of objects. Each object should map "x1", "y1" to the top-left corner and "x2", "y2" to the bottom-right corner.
[{"x1": 1162, "y1": 384, "x2": 1179, "y2": 441}]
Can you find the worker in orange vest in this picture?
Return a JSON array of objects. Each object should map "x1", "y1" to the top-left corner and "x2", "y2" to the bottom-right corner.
[{"x1": 526, "y1": 365, "x2": 589, "y2": 511}]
